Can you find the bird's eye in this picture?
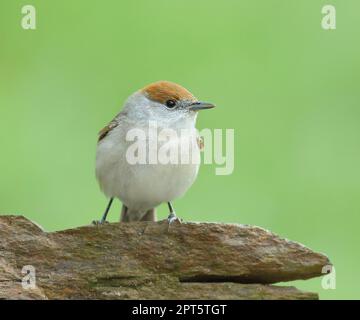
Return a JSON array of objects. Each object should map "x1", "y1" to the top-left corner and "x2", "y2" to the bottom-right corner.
[{"x1": 165, "y1": 100, "x2": 176, "y2": 108}]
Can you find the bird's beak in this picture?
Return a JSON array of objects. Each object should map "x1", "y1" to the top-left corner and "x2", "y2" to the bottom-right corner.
[{"x1": 188, "y1": 101, "x2": 216, "y2": 111}]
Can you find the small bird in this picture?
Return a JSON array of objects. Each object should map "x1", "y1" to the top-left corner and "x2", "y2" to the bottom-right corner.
[{"x1": 94, "y1": 81, "x2": 215, "y2": 224}]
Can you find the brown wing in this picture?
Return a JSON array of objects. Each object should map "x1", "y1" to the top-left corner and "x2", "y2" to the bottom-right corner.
[
  {"x1": 197, "y1": 135, "x2": 204, "y2": 151},
  {"x1": 98, "y1": 120, "x2": 118, "y2": 142}
]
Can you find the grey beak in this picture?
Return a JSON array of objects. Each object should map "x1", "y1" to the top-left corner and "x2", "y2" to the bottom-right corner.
[{"x1": 189, "y1": 101, "x2": 216, "y2": 111}]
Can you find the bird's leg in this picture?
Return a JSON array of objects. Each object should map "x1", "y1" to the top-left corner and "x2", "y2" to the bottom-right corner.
[
  {"x1": 167, "y1": 202, "x2": 181, "y2": 224},
  {"x1": 92, "y1": 198, "x2": 114, "y2": 225},
  {"x1": 100, "y1": 197, "x2": 114, "y2": 223}
]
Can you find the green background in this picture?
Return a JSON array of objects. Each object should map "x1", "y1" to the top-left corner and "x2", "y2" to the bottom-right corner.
[{"x1": 1, "y1": 0, "x2": 359, "y2": 299}]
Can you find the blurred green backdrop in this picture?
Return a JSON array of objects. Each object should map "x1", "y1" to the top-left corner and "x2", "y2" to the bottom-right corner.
[{"x1": 1, "y1": 0, "x2": 359, "y2": 299}]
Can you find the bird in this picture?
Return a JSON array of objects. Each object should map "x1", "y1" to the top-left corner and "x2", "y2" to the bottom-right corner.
[{"x1": 94, "y1": 81, "x2": 215, "y2": 224}]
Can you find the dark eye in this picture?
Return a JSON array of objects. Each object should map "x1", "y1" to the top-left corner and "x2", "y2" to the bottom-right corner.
[{"x1": 166, "y1": 99, "x2": 176, "y2": 108}]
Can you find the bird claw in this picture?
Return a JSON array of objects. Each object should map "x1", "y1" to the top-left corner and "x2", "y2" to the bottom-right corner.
[
  {"x1": 92, "y1": 220, "x2": 109, "y2": 226},
  {"x1": 167, "y1": 213, "x2": 182, "y2": 225}
]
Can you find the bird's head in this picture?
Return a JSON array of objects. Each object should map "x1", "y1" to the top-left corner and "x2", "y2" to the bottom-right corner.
[{"x1": 123, "y1": 81, "x2": 215, "y2": 128}]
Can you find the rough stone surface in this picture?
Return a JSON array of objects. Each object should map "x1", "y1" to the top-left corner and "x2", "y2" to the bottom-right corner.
[{"x1": 0, "y1": 215, "x2": 331, "y2": 300}]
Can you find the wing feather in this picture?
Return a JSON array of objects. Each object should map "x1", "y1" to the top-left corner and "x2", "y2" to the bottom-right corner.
[
  {"x1": 197, "y1": 135, "x2": 204, "y2": 151},
  {"x1": 98, "y1": 119, "x2": 119, "y2": 142}
]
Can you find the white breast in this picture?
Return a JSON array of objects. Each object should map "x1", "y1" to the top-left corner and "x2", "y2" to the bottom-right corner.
[{"x1": 96, "y1": 122, "x2": 200, "y2": 212}]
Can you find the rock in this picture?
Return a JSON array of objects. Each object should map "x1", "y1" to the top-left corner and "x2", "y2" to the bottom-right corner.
[{"x1": 0, "y1": 215, "x2": 331, "y2": 300}]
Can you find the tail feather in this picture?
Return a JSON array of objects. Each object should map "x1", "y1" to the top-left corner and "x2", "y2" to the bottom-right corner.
[
  {"x1": 120, "y1": 205, "x2": 156, "y2": 222},
  {"x1": 140, "y1": 208, "x2": 157, "y2": 221}
]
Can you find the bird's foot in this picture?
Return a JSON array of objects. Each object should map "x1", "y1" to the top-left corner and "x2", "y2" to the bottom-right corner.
[
  {"x1": 91, "y1": 220, "x2": 109, "y2": 226},
  {"x1": 167, "y1": 212, "x2": 182, "y2": 225}
]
